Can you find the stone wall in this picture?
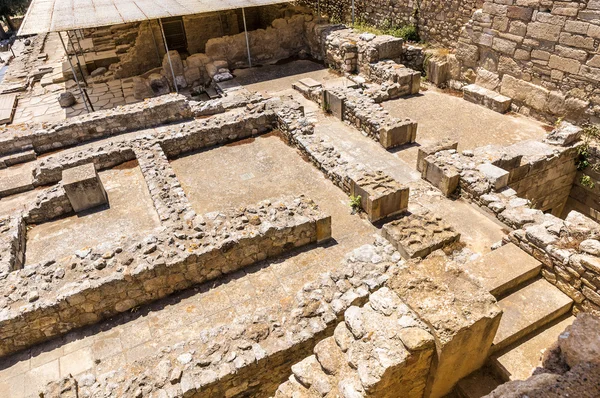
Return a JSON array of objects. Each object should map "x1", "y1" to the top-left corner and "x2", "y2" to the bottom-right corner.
[
  {"x1": 41, "y1": 239, "x2": 400, "y2": 397},
  {"x1": 454, "y1": 0, "x2": 600, "y2": 124},
  {"x1": 566, "y1": 168, "x2": 600, "y2": 222},
  {"x1": 114, "y1": 21, "x2": 164, "y2": 79},
  {"x1": 420, "y1": 131, "x2": 600, "y2": 317},
  {"x1": 0, "y1": 195, "x2": 331, "y2": 357},
  {"x1": 0, "y1": 94, "x2": 192, "y2": 157},
  {"x1": 299, "y1": 0, "x2": 482, "y2": 48},
  {"x1": 0, "y1": 215, "x2": 25, "y2": 278}
]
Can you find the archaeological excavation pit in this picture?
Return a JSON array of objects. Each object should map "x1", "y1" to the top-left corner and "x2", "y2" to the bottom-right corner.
[{"x1": 0, "y1": 1, "x2": 599, "y2": 398}]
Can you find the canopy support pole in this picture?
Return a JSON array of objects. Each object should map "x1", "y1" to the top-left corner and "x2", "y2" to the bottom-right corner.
[
  {"x1": 67, "y1": 31, "x2": 88, "y2": 86},
  {"x1": 158, "y1": 18, "x2": 179, "y2": 94},
  {"x1": 351, "y1": 0, "x2": 355, "y2": 24},
  {"x1": 59, "y1": 32, "x2": 91, "y2": 113},
  {"x1": 242, "y1": 8, "x2": 252, "y2": 68}
]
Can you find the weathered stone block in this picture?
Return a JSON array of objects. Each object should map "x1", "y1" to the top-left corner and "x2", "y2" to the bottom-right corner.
[
  {"x1": 463, "y1": 84, "x2": 512, "y2": 113},
  {"x1": 427, "y1": 59, "x2": 449, "y2": 86},
  {"x1": 382, "y1": 212, "x2": 460, "y2": 259},
  {"x1": 351, "y1": 171, "x2": 409, "y2": 223},
  {"x1": 417, "y1": 139, "x2": 458, "y2": 172},
  {"x1": 387, "y1": 252, "x2": 502, "y2": 398},
  {"x1": 379, "y1": 119, "x2": 418, "y2": 148},
  {"x1": 422, "y1": 157, "x2": 460, "y2": 197},
  {"x1": 544, "y1": 121, "x2": 583, "y2": 146},
  {"x1": 62, "y1": 163, "x2": 108, "y2": 213},
  {"x1": 477, "y1": 163, "x2": 510, "y2": 190},
  {"x1": 323, "y1": 89, "x2": 345, "y2": 120}
]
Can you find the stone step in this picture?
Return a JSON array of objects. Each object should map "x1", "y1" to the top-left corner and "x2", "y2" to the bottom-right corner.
[
  {"x1": 455, "y1": 367, "x2": 503, "y2": 398},
  {"x1": 492, "y1": 279, "x2": 573, "y2": 353},
  {"x1": 462, "y1": 243, "x2": 542, "y2": 298},
  {"x1": 463, "y1": 84, "x2": 511, "y2": 114},
  {"x1": 490, "y1": 315, "x2": 576, "y2": 382}
]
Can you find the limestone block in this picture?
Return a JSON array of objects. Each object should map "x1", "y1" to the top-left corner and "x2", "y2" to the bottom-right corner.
[
  {"x1": 62, "y1": 163, "x2": 108, "y2": 213},
  {"x1": 350, "y1": 171, "x2": 409, "y2": 223},
  {"x1": 323, "y1": 89, "x2": 345, "y2": 120},
  {"x1": 422, "y1": 157, "x2": 460, "y2": 197},
  {"x1": 463, "y1": 84, "x2": 512, "y2": 114},
  {"x1": 477, "y1": 163, "x2": 509, "y2": 190},
  {"x1": 382, "y1": 212, "x2": 460, "y2": 259},
  {"x1": 427, "y1": 59, "x2": 449, "y2": 87},
  {"x1": 387, "y1": 252, "x2": 502, "y2": 398},
  {"x1": 544, "y1": 121, "x2": 583, "y2": 146},
  {"x1": 417, "y1": 139, "x2": 458, "y2": 172},
  {"x1": 379, "y1": 119, "x2": 418, "y2": 149},
  {"x1": 316, "y1": 216, "x2": 332, "y2": 244}
]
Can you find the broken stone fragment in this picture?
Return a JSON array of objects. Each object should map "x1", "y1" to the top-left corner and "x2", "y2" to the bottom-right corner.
[{"x1": 58, "y1": 91, "x2": 76, "y2": 108}]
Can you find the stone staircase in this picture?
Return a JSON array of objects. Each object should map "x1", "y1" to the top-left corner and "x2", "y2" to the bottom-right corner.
[{"x1": 456, "y1": 243, "x2": 575, "y2": 397}]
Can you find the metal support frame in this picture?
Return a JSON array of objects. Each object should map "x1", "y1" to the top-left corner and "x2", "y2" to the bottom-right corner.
[
  {"x1": 351, "y1": 0, "x2": 355, "y2": 24},
  {"x1": 242, "y1": 8, "x2": 252, "y2": 68},
  {"x1": 67, "y1": 30, "x2": 88, "y2": 86},
  {"x1": 58, "y1": 31, "x2": 91, "y2": 113},
  {"x1": 158, "y1": 18, "x2": 179, "y2": 94}
]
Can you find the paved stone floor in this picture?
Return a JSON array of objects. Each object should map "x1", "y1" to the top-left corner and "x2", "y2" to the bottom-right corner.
[
  {"x1": 382, "y1": 88, "x2": 551, "y2": 167},
  {"x1": 25, "y1": 161, "x2": 161, "y2": 265}
]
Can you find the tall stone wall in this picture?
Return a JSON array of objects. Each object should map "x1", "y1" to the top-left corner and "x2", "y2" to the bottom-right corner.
[
  {"x1": 455, "y1": 0, "x2": 600, "y2": 124},
  {"x1": 298, "y1": 0, "x2": 482, "y2": 47}
]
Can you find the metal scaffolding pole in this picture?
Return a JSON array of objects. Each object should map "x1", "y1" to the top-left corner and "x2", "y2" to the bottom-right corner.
[
  {"x1": 158, "y1": 18, "x2": 179, "y2": 94},
  {"x1": 67, "y1": 31, "x2": 88, "y2": 86},
  {"x1": 58, "y1": 32, "x2": 91, "y2": 113},
  {"x1": 351, "y1": 0, "x2": 355, "y2": 24},
  {"x1": 242, "y1": 8, "x2": 252, "y2": 68}
]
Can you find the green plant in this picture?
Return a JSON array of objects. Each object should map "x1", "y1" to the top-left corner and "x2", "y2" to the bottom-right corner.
[
  {"x1": 387, "y1": 25, "x2": 420, "y2": 42},
  {"x1": 349, "y1": 195, "x2": 362, "y2": 213},
  {"x1": 350, "y1": 22, "x2": 420, "y2": 42},
  {"x1": 581, "y1": 174, "x2": 595, "y2": 189},
  {"x1": 577, "y1": 141, "x2": 590, "y2": 171}
]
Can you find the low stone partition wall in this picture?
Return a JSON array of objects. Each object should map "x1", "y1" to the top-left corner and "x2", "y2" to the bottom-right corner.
[
  {"x1": 275, "y1": 287, "x2": 435, "y2": 398},
  {"x1": 275, "y1": 100, "x2": 409, "y2": 222},
  {"x1": 29, "y1": 105, "x2": 276, "y2": 189},
  {"x1": 0, "y1": 215, "x2": 25, "y2": 279},
  {"x1": 294, "y1": 83, "x2": 418, "y2": 149},
  {"x1": 23, "y1": 185, "x2": 74, "y2": 225},
  {"x1": 0, "y1": 94, "x2": 192, "y2": 157},
  {"x1": 158, "y1": 105, "x2": 277, "y2": 158},
  {"x1": 387, "y1": 251, "x2": 502, "y2": 398},
  {"x1": 41, "y1": 239, "x2": 401, "y2": 397},
  {"x1": 0, "y1": 196, "x2": 331, "y2": 357},
  {"x1": 33, "y1": 142, "x2": 136, "y2": 186}
]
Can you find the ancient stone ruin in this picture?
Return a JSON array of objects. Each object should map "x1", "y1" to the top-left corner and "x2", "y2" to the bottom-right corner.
[{"x1": 0, "y1": 1, "x2": 599, "y2": 398}]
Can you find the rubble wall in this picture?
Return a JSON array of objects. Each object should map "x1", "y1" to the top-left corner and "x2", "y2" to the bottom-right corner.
[
  {"x1": 40, "y1": 240, "x2": 399, "y2": 397},
  {"x1": 0, "y1": 196, "x2": 330, "y2": 358},
  {"x1": 0, "y1": 94, "x2": 192, "y2": 157},
  {"x1": 455, "y1": 1, "x2": 600, "y2": 124},
  {"x1": 114, "y1": 21, "x2": 164, "y2": 79},
  {"x1": 298, "y1": 0, "x2": 481, "y2": 48}
]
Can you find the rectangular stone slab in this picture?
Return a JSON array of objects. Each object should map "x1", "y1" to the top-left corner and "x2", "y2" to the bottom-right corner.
[
  {"x1": 462, "y1": 243, "x2": 542, "y2": 298},
  {"x1": 492, "y1": 279, "x2": 573, "y2": 353},
  {"x1": 417, "y1": 139, "x2": 458, "y2": 172},
  {"x1": 382, "y1": 212, "x2": 460, "y2": 259}
]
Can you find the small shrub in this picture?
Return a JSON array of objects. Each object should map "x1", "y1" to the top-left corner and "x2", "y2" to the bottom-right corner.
[
  {"x1": 349, "y1": 195, "x2": 362, "y2": 213},
  {"x1": 387, "y1": 25, "x2": 420, "y2": 42},
  {"x1": 581, "y1": 174, "x2": 595, "y2": 189}
]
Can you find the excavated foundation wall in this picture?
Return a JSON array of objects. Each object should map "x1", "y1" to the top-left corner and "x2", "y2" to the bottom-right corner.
[
  {"x1": 454, "y1": 0, "x2": 600, "y2": 125},
  {"x1": 298, "y1": 0, "x2": 482, "y2": 47}
]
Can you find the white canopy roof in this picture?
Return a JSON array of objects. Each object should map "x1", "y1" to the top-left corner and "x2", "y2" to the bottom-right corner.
[{"x1": 18, "y1": 0, "x2": 292, "y2": 36}]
